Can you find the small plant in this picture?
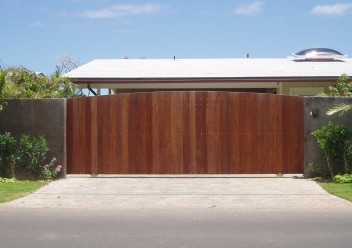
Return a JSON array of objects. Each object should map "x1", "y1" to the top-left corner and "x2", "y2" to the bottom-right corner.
[
  {"x1": 43, "y1": 157, "x2": 62, "y2": 180},
  {"x1": 308, "y1": 162, "x2": 321, "y2": 174},
  {"x1": 18, "y1": 134, "x2": 48, "y2": 179},
  {"x1": 0, "y1": 132, "x2": 17, "y2": 178},
  {"x1": 0, "y1": 177, "x2": 17, "y2": 183},
  {"x1": 308, "y1": 162, "x2": 330, "y2": 179},
  {"x1": 333, "y1": 174, "x2": 352, "y2": 184}
]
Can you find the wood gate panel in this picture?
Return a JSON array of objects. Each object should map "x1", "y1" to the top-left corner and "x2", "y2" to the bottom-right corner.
[{"x1": 67, "y1": 92, "x2": 303, "y2": 174}]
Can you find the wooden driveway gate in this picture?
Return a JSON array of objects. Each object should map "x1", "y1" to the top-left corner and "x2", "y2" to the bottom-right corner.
[{"x1": 67, "y1": 92, "x2": 303, "y2": 174}]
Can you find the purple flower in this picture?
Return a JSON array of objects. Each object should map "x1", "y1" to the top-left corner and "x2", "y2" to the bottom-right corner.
[
  {"x1": 52, "y1": 157, "x2": 57, "y2": 161},
  {"x1": 56, "y1": 165, "x2": 62, "y2": 172}
]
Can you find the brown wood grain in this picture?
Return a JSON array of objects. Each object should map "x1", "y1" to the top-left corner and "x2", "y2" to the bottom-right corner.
[
  {"x1": 66, "y1": 92, "x2": 304, "y2": 174},
  {"x1": 66, "y1": 98, "x2": 74, "y2": 173}
]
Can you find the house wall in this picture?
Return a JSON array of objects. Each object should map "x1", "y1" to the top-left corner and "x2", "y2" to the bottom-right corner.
[
  {"x1": 304, "y1": 97, "x2": 352, "y2": 178},
  {"x1": 282, "y1": 82, "x2": 332, "y2": 96},
  {"x1": 85, "y1": 81, "x2": 333, "y2": 96},
  {"x1": 88, "y1": 82, "x2": 280, "y2": 90},
  {"x1": 0, "y1": 99, "x2": 67, "y2": 178}
]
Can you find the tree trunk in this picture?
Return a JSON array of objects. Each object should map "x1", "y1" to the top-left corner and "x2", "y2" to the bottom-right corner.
[
  {"x1": 324, "y1": 151, "x2": 334, "y2": 179},
  {"x1": 343, "y1": 153, "x2": 349, "y2": 174}
]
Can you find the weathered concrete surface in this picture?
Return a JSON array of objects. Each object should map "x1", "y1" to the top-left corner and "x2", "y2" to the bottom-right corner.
[
  {"x1": 3, "y1": 175, "x2": 352, "y2": 209},
  {"x1": 304, "y1": 97, "x2": 352, "y2": 177},
  {"x1": 0, "y1": 99, "x2": 66, "y2": 177}
]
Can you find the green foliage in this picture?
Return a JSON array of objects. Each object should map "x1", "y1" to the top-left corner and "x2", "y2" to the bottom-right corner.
[
  {"x1": 18, "y1": 135, "x2": 48, "y2": 179},
  {"x1": 308, "y1": 162, "x2": 330, "y2": 178},
  {"x1": 308, "y1": 162, "x2": 321, "y2": 173},
  {"x1": 0, "y1": 132, "x2": 17, "y2": 178},
  {"x1": 334, "y1": 174, "x2": 352, "y2": 184},
  {"x1": 0, "y1": 70, "x2": 6, "y2": 111},
  {"x1": 0, "y1": 132, "x2": 62, "y2": 180},
  {"x1": 1, "y1": 67, "x2": 82, "y2": 99},
  {"x1": 324, "y1": 74, "x2": 352, "y2": 117},
  {"x1": 312, "y1": 122, "x2": 352, "y2": 178},
  {"x1": 316, "y1": 92, "x2": 328, "y2": 97},
  {"x1": 0, "y1": 70, "x2": 6, "y2": 97},
  {"x1": 0, "y1": 177, "x2": 17, "y2": 183},
  {"x1": 327, "y1": 74, "x2": 352, "y2": 96},
  {"x1": 327, "y1": 103, "x2": 352, "y2": 116}
]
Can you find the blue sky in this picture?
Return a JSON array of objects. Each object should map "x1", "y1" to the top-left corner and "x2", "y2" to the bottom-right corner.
[{"x1": 1, "y1": 0, "x2": 352, "y2": 74}]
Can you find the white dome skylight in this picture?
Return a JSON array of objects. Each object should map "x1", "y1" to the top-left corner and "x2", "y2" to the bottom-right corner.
[{"x1": 291, "y1": 48, "x2": 347, "y2": 62}]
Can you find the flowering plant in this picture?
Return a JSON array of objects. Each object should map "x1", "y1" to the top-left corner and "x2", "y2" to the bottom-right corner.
[{"x1": 43, "y1": 157, "x2": 62, "y2": 180}]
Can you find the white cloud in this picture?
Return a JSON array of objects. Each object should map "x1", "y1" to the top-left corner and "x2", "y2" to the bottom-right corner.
[
  {"x1": 310, "y1": 2, "x2": 352, "y2": 16},
  {"x1": 79, "y1": 3, "x2": 166, "y2": 19},
  {"x1": 234, "y1": 1, "x2": 263, "y2": 15}
]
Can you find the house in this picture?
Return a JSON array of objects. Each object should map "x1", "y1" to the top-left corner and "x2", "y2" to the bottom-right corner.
[{"x1": 64, "y1": 48, "x2": 352, "y2": 96}]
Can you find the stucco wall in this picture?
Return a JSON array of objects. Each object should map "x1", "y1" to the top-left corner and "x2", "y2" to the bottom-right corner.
[
  {"x1": 0, "y1": 99, "x2": 66, "y2": 177},
  {"x1": 304, "y1": 97, "x2": 352, "y2": 177}
]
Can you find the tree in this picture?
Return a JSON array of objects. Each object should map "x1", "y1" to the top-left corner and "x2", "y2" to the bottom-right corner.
[
  {"x1": 56, "y1": 54, "x2": 80, "y2": 74},
  {"x1": 327, "y1": 74, "x2": 352, "y2": 97},
  {"x1": 0, "y1": 66, "x2": 81, "y2": 99}
]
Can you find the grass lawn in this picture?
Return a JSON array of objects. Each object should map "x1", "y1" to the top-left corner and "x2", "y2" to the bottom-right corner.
[
  {"x1": 0, "y1": 180, "x2": 48, "y2": 204},
  {"x1": 319, "y1": 182, "x2": 352, "y2": 202}
]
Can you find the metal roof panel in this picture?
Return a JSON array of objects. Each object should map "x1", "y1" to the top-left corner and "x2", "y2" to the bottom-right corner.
[{"x1": 64, "y1": 58, "x2": 352, "y2": 80}]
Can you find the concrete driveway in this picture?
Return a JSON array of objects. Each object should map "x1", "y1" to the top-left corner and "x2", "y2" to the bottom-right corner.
[{"x1": 3, "y1": 175, "x2": 352, "y2": 209}]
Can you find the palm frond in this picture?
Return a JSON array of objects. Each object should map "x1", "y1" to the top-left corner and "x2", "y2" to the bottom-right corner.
[{"x1": 326, "y1": 104, "x2": 352, "y2": 116}]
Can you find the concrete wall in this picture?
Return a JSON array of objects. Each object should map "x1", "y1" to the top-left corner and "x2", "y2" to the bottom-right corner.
[
  {"x1": 0, "y1": 99, "x2": 66, "y2": 177},
  {"x1": 304, "y1": 97, "x2": 352, "y2": 177}
]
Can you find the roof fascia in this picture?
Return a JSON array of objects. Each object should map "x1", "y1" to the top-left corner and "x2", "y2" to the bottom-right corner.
[{"x1": 68, "y1": 76, "x2": 348, "y2": 84}]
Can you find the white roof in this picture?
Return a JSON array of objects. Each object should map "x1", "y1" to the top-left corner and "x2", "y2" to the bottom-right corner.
[{"x1": 64, "y1": 58, "x2": 352, "y2": 80}]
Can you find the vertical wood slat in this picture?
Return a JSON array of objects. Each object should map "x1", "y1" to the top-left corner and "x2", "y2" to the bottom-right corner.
[
  {"x1": 66, "y1": 98, "x2": 74, "y2": 173},
  {"x1": 66, "y1": 92, "x2": 304, "y2": 174}
]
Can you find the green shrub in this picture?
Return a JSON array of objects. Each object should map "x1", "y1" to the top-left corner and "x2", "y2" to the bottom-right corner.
[
  {"x1": 0, "y1": 132, "x2": 17, "y2": 178},
  {"x1": 312, "y1": 122, "x2": 352, "y2": 178},
  {"x1": 334, "y1": 174, "x2": 352, "y2": 184},
  {"x1": 18, "y1": 135, "x2": 48, "y2": 179}
]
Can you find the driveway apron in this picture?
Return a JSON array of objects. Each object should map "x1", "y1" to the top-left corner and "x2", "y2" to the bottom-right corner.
[{"x1": 3, "y1": 175, "x2": 352, "y2": 209}]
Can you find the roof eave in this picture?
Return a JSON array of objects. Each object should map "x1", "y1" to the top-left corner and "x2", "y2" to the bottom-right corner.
[{"x1": 68, "y1": 76, "x2": 348, "y2": 85}]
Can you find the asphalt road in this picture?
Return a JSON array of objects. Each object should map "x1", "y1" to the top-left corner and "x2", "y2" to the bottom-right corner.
[{"x1": 1, "y1": 208, "x2": 351, "y2": 248}]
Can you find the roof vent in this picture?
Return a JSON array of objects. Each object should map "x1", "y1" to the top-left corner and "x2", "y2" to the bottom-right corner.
[{"x1": 291, "y1": 48, "x2": 347, "y2": 62}]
